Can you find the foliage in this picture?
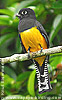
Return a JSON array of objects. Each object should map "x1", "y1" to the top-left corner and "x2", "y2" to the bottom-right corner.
[{"x1": 0, "y1": 0, "x2": 62, "y2": 100}]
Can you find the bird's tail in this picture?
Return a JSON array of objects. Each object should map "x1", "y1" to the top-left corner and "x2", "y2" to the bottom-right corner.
[{"x1": 33, "y1": 57, "x2": 52, "y2": 94}]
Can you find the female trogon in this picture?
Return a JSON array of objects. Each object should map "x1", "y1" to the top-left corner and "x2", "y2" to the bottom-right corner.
[{"x1": 16, "y1": 8, "x2": 52, "y2": 94}]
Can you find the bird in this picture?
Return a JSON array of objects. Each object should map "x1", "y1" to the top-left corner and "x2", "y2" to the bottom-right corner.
[{"x1": 16, "y1": 8, "x2": 52, "y2": 94}]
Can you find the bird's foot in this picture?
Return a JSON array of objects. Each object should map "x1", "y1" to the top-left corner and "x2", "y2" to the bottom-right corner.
[
  {"x1": 39, "y1": 44, "x2": 43, "y2": 53},
  {"x1": 40, "y1": 47, "x2": 43, "y2": 52},
  {"x1": 27, "y1": 47, "x2": 31, "y2": 58}
]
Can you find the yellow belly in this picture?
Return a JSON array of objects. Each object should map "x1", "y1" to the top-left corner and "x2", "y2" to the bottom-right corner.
[{"x1": 19, "y1": 27, "x2": 47, "y2": 66}]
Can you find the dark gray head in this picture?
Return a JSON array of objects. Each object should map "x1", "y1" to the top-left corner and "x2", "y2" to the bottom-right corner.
[{"x1": 16, "y1": 8, "x2": 36, "y2": 20}]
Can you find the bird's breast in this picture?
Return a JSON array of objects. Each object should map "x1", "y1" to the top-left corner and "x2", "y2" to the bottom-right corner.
[
  {"x1": 19, "y1": 26, "x2": 47, "y2": 66},
  {"x1": 19, "y1": 26, "x2": 47, "y2": 52}
]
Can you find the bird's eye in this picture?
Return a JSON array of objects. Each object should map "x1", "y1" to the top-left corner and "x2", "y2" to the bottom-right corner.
[{"x1": 21, "y1": 11, "x2": 28, "y2": 15}]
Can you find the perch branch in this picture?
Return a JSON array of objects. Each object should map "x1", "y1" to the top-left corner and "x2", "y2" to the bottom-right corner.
[{"x1": 0, "y1": 46, "x2": 62, "y2": 64}]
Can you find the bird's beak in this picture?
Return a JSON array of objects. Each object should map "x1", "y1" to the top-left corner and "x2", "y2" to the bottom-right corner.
[{"x1": 16, "y1": 13, "x2": 21, "y2": 18}]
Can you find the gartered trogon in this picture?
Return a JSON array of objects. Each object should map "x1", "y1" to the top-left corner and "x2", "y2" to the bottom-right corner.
[{"x1": 16, "y1": 8, "x2": 52, "y2": 94}]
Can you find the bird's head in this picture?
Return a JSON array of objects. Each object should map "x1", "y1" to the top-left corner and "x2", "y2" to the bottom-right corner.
[{"x1": 16, "y1": 8, "x2": 36, "y2": 20}]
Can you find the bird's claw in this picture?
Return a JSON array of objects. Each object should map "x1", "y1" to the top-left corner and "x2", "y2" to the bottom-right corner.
[
  {"x1": 27, "y1": 47, "x2": 31, "y2": 58},
  {"x1": 40, "y1": 47, "x2": 43, "y2": 52}
]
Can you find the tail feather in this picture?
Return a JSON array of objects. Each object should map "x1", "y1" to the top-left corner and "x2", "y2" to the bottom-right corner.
[{"x1": 33, "y1": 57, "x2": 52, "y2": 94}]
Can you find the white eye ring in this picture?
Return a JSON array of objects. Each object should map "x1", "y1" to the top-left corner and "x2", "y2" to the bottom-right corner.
[
  {"x1": 24, "y1": 11, "x2": 27, "y2": 14},
  {"x1": 21, "y1": 11, "x2": 24, "y2": 15}
]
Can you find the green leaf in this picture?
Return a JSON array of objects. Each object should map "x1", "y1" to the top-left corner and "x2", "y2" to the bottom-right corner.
[
  {"x1": 51, "y1": 0, "x2": 62, "y2": 9},
  {"x1": 1, "y1": 27, "x2": 15, "y2": 34},
  {"x1": 4, "y1": 74, "x2": 14, "y2": 86},
  {"x1": 0, "y1": 9, "x2": 14, "y2": 17},
  {"x1": 50, "y1": 14, "x2": 62, "y2": 43},
  {"x1": 16, "y1": 36, "x2": 22, "y2": 53},
  {"x1": 0, "y1": 38, "x2": 16, "y2": 57},
  {"x1": 50, "y1": 55, "x2": 62, "y2": 70},
  {"x1": 4, "y1": 66, "x2": 17, "y2": 80},
  {"x1": 16, "y1": 71, "x2": 31, "y2": 82},
  {"x1": 8, "y1": 3, "x2": 19, "y2": 11},
  {"x1": 15, "y1": 0, "x2": 39, "y2": 14},
  {"x1": 51, "y1": 79, "x2": 57, "y2": 84},
  {"x1": 34, "y1": 4, "x2": 45, "y2": 17},
  {"x1": 3, "y1": 74, "x2": 15, "y2": 95},
  {"x1": 27, "y1": 70, "x2": 36, "y2": 97},
  {"x1": 0, "y1": 33, "x2": 17, "y2": 46},
  {"x1": 0, "y1": 15, "x2": 13, "y2": 25}
]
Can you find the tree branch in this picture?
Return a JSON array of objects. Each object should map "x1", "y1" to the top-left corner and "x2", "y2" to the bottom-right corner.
[{"x1": 0, "y1": 46, "x2": 62, "y2": 64}]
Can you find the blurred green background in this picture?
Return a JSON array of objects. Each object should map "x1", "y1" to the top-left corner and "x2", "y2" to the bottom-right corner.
[{"x1": 0, "y1": 0, "x2": 62, "y2": 100}]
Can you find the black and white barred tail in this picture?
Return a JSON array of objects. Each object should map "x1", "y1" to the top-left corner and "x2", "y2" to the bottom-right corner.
[{"x1": 33, "y1": 57, "x2": 52, "y2": 94}]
